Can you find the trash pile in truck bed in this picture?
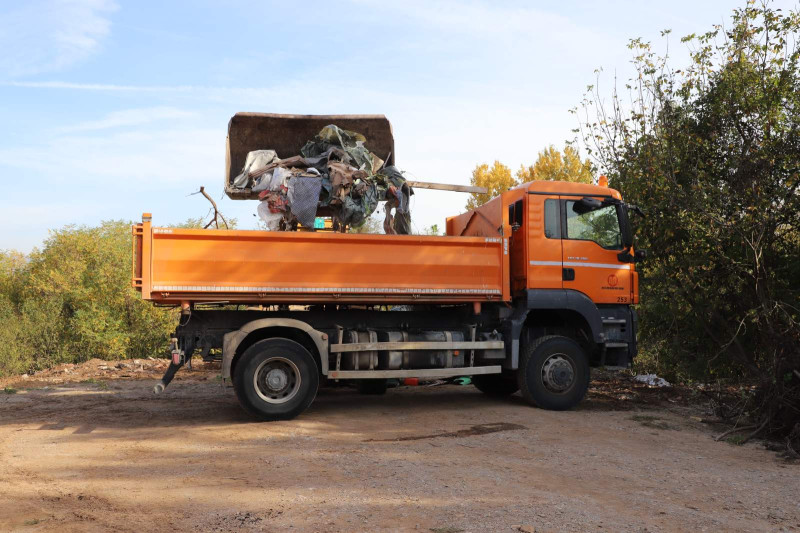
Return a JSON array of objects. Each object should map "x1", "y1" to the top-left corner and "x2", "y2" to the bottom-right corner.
[{"x1": 231, "y1": 124, "x2": 412, "y2": 233}]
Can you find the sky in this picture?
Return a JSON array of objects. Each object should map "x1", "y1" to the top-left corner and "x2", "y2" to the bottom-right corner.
[{"x1": 0, "y1": 0, "x2": 792, "y2": 251}]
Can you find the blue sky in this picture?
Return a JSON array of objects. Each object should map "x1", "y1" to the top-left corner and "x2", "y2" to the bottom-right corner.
[{"x1": 0, "y1": 0, "x2": 788, "y2": 251}]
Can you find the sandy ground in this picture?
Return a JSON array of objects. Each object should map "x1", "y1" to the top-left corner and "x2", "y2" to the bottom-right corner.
[{"x1": 0, "y1": 360, "x2": 797, "y2": 533}]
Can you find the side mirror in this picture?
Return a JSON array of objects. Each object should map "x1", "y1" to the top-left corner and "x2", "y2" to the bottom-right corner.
[
  {"x1": 617, "y1": 204, "x2": 633, "y2": 248},
  {"x1": 620, "y1": 248, "x2": 647, "y2": 264},
  {"x1": 579, "y1": 197, "x2": 603, "y2": 209},
  {"x1": 572, "y1": 197, "x2": 603, "y2": 215}
]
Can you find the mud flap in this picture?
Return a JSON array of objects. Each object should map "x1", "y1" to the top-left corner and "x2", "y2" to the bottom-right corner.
[{"x1": 154, "y1": 337, "x2": 194, "y2": 393}]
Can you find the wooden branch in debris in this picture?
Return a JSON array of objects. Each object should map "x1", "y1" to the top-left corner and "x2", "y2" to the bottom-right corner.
[
  {"x1": 738, "y1": 417, "x2": 770, "y2": 445},
  {"x1": 194, "y1": 186, "x2": 229, "y2": 229},
  {"x1": 406, "y1": 181, "x2": 488, "y2": 194},
  {"x1": 714, "y1": 424, "x2": 758, "y2": 442}
]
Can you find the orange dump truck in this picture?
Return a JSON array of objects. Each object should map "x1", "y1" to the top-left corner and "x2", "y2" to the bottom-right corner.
[{"x1": 133, "y1": 113, "x2": 644, "y2": 420}]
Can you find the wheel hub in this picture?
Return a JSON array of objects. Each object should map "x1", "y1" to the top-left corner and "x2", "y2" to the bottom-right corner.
[
  {"x1": 253, "y1": 357, "x2": 301, "y2": 404},
  {"x1": 541, "y1": 354, "x2": 575, "y2": 392},
  {"x1": 265, "y1": 368, "x2": 288, "y2": 391}
]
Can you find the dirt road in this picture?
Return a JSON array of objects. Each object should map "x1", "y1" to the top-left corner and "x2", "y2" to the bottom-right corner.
[{"x1": 0, "y1": 362, "x2": 797, "y2": 532}]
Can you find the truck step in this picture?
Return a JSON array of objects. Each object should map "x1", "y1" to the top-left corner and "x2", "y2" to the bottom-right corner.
[
  {"x1": 604, "y1": 342, "x2": 629, "y2": 348},
  {"x1": 602, "y1": 318, "x2": 627, "y2": 325},
  {"x1": 327, "y1": 365, "x2": 502, "y2": 380}
]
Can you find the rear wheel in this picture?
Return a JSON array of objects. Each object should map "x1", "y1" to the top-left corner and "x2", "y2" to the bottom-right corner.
[
  {"x1": 472, "y1": 374, "x2": 519, "y2": 396},
  {"x1": 517, "y1": 335, "x2": 589, "y2": 410},
  {"x1": 233, "y1": 338, "x2": 319, "y2": 421}
]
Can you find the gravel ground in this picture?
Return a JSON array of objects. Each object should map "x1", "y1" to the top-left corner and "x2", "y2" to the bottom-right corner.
[{"x1": 0, "y1": 361, "x2": 797, "y2": 532}]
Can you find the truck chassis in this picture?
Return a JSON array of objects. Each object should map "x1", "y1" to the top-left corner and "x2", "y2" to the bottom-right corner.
[{"x1": 157, "y1": 297, "x2": 635, "y2": 420}]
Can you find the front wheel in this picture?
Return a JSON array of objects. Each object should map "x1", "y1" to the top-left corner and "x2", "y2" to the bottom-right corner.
[
  {"x1": 233, "y1": 338, "x2": 319, "y2": 421},
  {"x1": 517, "y1": 335, "x2": 589, "y2": 410}
]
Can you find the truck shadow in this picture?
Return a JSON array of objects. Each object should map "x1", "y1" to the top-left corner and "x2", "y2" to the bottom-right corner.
[
  {"x1": 0, "y1": 377, "x2": 643, "y2": 437},
  {"x1": 0, "y1": 382, "x2": 529, "y2": 433}
]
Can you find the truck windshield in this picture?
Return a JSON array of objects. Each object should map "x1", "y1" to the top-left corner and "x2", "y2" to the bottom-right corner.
[{"x1": 565, "y1": 201, "x2": 622, "y2": 249}]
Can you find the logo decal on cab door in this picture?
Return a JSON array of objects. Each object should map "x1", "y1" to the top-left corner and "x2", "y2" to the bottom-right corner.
[{"x1": 607, "y1": 274, "x2": 619, "y2": 287}]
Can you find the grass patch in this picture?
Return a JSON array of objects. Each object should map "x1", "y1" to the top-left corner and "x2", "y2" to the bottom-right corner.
[
  {"x1": 725, "y1": 434, "x2": 748, "y2": 445},
  {"x1": 430, "y1": 528, "x2": 464, "y2": 533},
  {"x1": 80, "y1": 378, "x2": 108, "y2": 390},
  {"x1": 3, "y1": 387, "x2": 17, "y2": 394},
  {"x1": 23, "y1": 518, "x2": 40, "y2": 525},
  {"x1": 629, "y1": 414, "x2": 675, "y2": 430}
]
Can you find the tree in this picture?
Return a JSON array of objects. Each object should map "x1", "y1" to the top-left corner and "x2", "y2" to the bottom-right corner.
[
  {"x1": 412, "y1": 223, "x2": 441, "y2": 236},
  {"x1": 575, "y1": 2, "x2": 800, "y2": 444},
  {"x1": 177, "y1": 217, "x2": 238, "y2": 230},
  {"x1": 0, "y1": 222, "x2": 177, "y2": 376},
  {"x1": 516, "y1": 145, "x2": 594, "y2": 184},
  {"x1": 466, "y1": 161, "x2": 517, "y2": 210},
  {"x1": 349, "y1": 212, "x2": 383, "y2": 234},
  {"x1": 422, "y1": 224, "x2": 440, "y2": 236},
  {"x1": 0, "y1": 250, "x2": 26, "y2": 306}
]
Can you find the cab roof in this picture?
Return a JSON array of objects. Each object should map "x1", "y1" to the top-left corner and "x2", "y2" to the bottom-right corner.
[{"x1": 514, "y1": 180, "x2": 623, "y2": 201}]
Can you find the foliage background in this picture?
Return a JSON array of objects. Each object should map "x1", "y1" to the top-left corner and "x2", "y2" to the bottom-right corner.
[
  {"x1": 575, "y1": 2, "x2": 799, "y2": 438},
  {"x1": 466, "y1": 146, "x2": 594, "y2": 209},
  {"x1": 0, "y1": 222, "x2": 176, "y2": 376}
]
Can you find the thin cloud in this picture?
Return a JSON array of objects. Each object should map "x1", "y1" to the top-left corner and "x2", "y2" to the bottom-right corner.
[
  {"x1": 0, "y1": 0, "x2": 118, "y2": 77},
  {"x1": 0, "y1": 80, "x2": 190, "y2": 91},
  {"x1": 0, "y1": 127, "x2": 220, "y2": 186},
  {"x1": 355, "y1": 0, "x2": 571, "y2": 35},
  {"x1": 58, "y1": 107, "x2": 197, "y2": 132}
]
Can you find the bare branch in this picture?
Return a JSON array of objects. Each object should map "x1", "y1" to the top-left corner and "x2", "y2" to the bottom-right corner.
[
  {"x1": 739, "y1": 417, "x2": 770, "y2": 445},
  {"x1": 192, "y1": 186, "x2": 230, "y2": 230},
  {"x1": 714, "y1": 424, "x2": 758, "y2": 442}
]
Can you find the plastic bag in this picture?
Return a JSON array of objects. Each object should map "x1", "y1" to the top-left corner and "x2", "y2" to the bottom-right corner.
[
  {"x1": 257, "y1": 201, "x2": 283, "y2": 231},
  {"x1": 233, "y1": 150, "x2": 278, "y2": 188}
]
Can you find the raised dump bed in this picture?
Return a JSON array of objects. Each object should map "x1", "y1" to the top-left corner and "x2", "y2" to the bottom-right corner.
[
  {"x1": 132, "y1": 215, "x2": 509, "y2": 305},
  {"x1": 224, "y1": 113, "x2": 396, "y2": 200}
]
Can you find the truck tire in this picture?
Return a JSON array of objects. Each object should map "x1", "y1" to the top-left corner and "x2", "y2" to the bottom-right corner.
[
  {"x1": 472, "y1": 374, "x2": 519, "y2": 396},
  {"x1": 517, "y1": 335, "x2": 589, "y2": 410},
  {"x1": 356, "y1": 379, "x2": 388, "y2": 395},
  {"x1": 233, "y1": 338, "x2": 319, "y2": 421}
]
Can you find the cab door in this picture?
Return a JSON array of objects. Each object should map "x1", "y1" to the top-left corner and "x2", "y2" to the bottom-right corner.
[
  {"x1": 560, "y1": 197, "x2": 631, "y2": 304},
  {"x1": 508, "y1": 197, "x2": 526, "y2": 293},
  {"x1": 525, "y1": 194, "x2": 563, "y2": 291}
]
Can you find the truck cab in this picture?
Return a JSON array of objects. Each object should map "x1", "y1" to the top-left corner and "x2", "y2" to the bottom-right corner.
[{"x1": 447, "y1": 179, "x2": 640, "y2": 370}]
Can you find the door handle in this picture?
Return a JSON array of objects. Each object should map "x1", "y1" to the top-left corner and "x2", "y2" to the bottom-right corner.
[{"x1": 562, "y1": 268, "x2": 575, "y2": 281}]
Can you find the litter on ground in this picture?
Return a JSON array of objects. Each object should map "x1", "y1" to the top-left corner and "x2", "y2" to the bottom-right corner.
[{"x1": 633, "y1": 374, "x2": 671, "y2": 387}]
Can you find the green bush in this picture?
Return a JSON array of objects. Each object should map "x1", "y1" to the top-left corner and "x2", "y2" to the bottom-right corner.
[
  {"x1": 0, "y1": 221, "x2": 176, "y2": 376},
  {"x1": 577, "y1": 3, "x2": 800, "y2": 435}
]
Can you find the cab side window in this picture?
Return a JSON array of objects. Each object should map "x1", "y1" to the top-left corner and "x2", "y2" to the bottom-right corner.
[
  {"x1": 544, "y1": 199, "x2": 560, "y2": 238},
  {"x1": 565, "y1": 201, "x2": 622, "y2": 249}
]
